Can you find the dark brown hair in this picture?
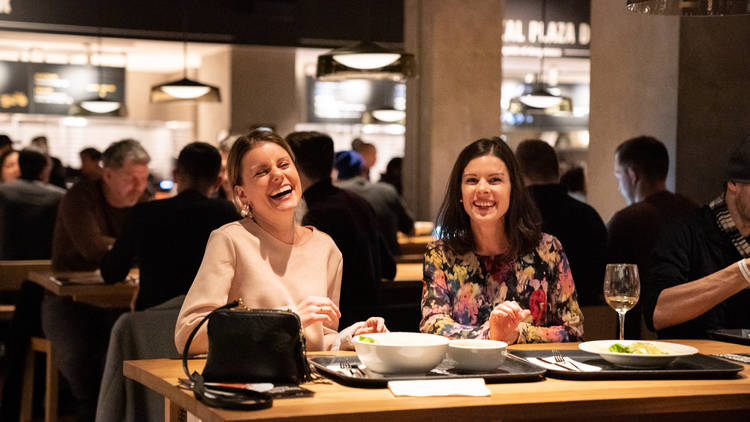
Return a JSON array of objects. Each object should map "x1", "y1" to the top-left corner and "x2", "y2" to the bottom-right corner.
[{"x1": 436, "y1": 137, "x2": 541, "y2": 257}]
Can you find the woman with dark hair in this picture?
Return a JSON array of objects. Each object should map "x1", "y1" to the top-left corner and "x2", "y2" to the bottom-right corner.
[
  {"x1": 175, "y1": 129, "x2": 387, "y2": 354},
  {"x1": 420, "y1": 137, "x2": 583, "y2": 344},
  {"x1": 0, "y1": 149, "x2": 20, "y2": 183}
]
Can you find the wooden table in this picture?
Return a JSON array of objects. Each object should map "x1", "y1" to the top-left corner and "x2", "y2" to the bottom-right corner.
[
  {"x1": 124, "y1": 340, "x2": 750, "y2": 422},
  {"x1": 0, "y1": 259, "x2": 51, "y2": 291},
  {"x1": 28, "y1": 270, "x2": 138, "y2": 309},
  {"x1": 394, "y1": 262, "x2": 422, "y2": 283},
  {"x1": 397, "y1": 234, "x2": 433, "y2": 256}
]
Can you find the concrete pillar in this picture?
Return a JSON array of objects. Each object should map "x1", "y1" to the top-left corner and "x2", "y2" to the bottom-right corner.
[
  {"x1": 676, "y1": 16, "x2": 750, "y2": 204},
  {"x1": 404, "y1": 0, "x2": 505, "y2": 221},
  {"x1": 588, "y1": 0, "x2": 679, "y2": 221},
  {"x1": 197, "y1": 48, "x2": 231, "y2": 143},
  {"x1": 230, "y1": 46, "x2": 301, "y2": 137}
]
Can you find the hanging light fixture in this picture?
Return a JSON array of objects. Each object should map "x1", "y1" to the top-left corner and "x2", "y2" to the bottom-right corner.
[
  {"x1": 317, "y1": 41, "x2": 415, "y2": 81},
  {"x1": 150, "y1": 9, "x2": 220, "y2": 102},
  {"x1": 150, "y1": 41, "x2": 220, "y2": 102},
  {"x1": 626, "y1": 0, "x2": 750, "y2": 16},
  {"x1": 508, "y1": 0, "x2": 572, "y2": 114},
  {"x1": 70, "y1": 3, "x2": 124, "y2": 116}
]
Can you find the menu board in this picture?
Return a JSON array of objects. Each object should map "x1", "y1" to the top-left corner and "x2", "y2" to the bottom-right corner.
[
  {"x1": 305, "y1": 76, "x2": 405, "y2": 123},
  {"x1": 0, "y1": 61, "x2": 125, "y2": 115},
  {"x1": 0, "y1": 61, "x2": 30, "y2": 113}
]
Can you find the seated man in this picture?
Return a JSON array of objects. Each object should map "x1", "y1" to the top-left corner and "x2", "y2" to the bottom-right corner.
[
  {"x1": 515, "y1": 140, "x2": 608, "y2": 306},
  {"x1": 287, "y1": 132, "x2": 396, "y2": 328},
  {"x1": 644, "y1": 135, "x2": 750, "y2": 339},
  {"x1": 0, "y1": 148, "x2": 65, "y2": 421},
  {"x1": 0, "y1": 148, "x2": 65, "y2": 259},
  {"x1": 101, "y1": 142, "x2": 239, "y2": 310},
  {"x1": 335, "y1": 150, "x2": 415, "y2": 256},
  {"x1": 609, "y1": 136, "x2": 697, "y2": 337},
  {"x1": 43, "y1": 139, "x2": 150, "y2": 421}
]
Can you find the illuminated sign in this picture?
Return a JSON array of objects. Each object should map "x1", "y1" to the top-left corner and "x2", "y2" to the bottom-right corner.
[
  {"x1": 0, "y1": 61, "x2": 125, "y2": 115},
  {"x1": 503, "y1": 0, "x2": 591, "y2": 58}
]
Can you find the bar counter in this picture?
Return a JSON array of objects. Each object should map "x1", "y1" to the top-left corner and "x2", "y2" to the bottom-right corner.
[{"x1": 124, "y1": 339, "x2": 750, "y2": 422}]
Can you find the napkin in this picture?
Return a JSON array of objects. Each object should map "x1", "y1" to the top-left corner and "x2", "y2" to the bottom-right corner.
[
  {"x1": 388, "y1": 378, "x2": 491, "y2": 397},
  {"x1": 526, "y1": 356, "x2": 602, "y2": 372}
]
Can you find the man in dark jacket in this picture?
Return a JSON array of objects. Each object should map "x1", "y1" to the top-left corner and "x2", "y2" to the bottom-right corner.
[
  {"x1": 101, "y1": 142, "x2": 239, "y2": 310},
  {"x1": 287, "y1": 131, "x2": 396, "y2": 328},
  {"x1": 516, "y1": 139, "x2": 608, "y2": 307}
]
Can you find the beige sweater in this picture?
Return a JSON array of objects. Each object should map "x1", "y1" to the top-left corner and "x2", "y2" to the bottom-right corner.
[{"x1": 174, "y1": 218, "x2": 343, "y2": 354}]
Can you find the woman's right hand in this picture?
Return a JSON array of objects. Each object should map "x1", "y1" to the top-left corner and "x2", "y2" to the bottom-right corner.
[
  {"x1": 295, "y1": 296, "x2": 341, "y2": 329},
  {"x1": 489, "y1": 301, "x2": 531, "y2": 344}
]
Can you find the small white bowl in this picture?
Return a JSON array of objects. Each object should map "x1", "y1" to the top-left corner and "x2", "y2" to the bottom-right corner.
[
  {"x1": 448, "y1": 339, "x2": 507, "y2": 372},
  {"x1": 352, "y1": 332, "x2": 450, "y2": 374}
]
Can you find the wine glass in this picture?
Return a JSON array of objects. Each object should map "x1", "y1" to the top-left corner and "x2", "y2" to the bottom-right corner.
[{"x1": 603, "y1": 263, "x2": 640, "y2": 341}]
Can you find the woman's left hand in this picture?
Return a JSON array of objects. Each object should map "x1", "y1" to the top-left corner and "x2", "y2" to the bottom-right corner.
[{"x1": 353, "y1": 317, "x2": 388, "y2": 336}]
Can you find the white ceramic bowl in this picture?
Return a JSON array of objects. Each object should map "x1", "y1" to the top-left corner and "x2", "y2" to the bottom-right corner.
[
  {"x1": 578, "y1": 340, "x2": 698, "y2": 368},
  {"x1": 352, "y1": 332, "x2": 450, "y2": 374},
  {"x1": 448, "y1": 339, "x2": 507, "y2": 372}
]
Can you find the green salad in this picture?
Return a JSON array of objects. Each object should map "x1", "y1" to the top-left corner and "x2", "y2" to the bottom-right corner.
[
  {"x1": 358, "y1": 336, "x2": 377, "y2": 344},
  {"x1": 608, "y1": 342, "x2": 666, "y2": 355}
]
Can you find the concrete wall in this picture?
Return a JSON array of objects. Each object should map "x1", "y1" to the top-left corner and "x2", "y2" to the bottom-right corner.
[
  {"x1": 588, "y1": 0, "x2": 680, "y2": 222},
  {"x1": 404, "y1": 0, "x2": 504, "y2": 221},
  {"x1": 197, "y1": 48, "x2": 232, "y2": 143},
  {"x1": 676, "y1": 16, "x2": 750, "y2": 204},
  {"x1": 125, "y1": 70, "x2": 196, "y2": 135},
  {"x1": 230, "y1": 45, "x2": 301, "y2": 137}
]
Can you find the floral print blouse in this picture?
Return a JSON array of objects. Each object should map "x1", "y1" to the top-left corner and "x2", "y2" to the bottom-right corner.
[{"x1": 419, "y1": 233, "x2": 584, "y2": 343}]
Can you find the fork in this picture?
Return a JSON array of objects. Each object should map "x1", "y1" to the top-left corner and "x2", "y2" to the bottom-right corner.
[
  {"x1": 339, "y1": 361, "x2": 364, "y2": 377},
  {"x1": 553, "y1": 350, "x2": 583, "y2": 372}
]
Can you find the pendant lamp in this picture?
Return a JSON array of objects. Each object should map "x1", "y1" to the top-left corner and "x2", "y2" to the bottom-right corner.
[
  {"x1": 317, "y1": 41, "x2": 416, "y2": 81},
  {"x1": 151, "y1": 9, "x2": 220, "y2": 103},
  {"x1": 150, "y1": 41, "x2": 220, "y2": 102},
  {"x1": 70, "y1": 4, "x2": 124, "y2": 116},
  {"x1": 508, "y1": 0, "x2": 572, "y2": 114},
  {"x1": 626, "y1": 0, "x2": 750, "y2": 16}
]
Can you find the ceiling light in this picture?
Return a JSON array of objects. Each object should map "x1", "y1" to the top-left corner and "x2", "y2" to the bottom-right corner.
[
  {"x1": 509, "y1": 82, "x2": 573, "y2": 114},
  {"x1": 69, "y1": 24, "x2": 124, "y2": 116},
  {"x1": 80, "y1": 98, "x2": 121, "y2": 114},
  {"x1": 150, "y1": 14, "x2": 221, "y2": 103},
  {"x1": 626, "y1": 0, "x2": 750, "y2": 16},
  {"x1": 371, "y1": 108, "x2": 405, "y2": 123},
  {"x1": 508, "y1": 0, "x2": 572, "y2": 115},
  {"x1": 317, "y1": 41, "x2": 416, "y2": 81},
  {"x1": 151, "y1": 77, "x2": 219, "y2": 102}
]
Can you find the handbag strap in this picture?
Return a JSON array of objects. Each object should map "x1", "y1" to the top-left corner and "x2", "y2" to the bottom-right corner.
[{"x1": 181, "y1": 300, "x2": 273, "y2": 411}]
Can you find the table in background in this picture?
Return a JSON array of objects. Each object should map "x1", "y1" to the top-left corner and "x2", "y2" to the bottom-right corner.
[
  {"x1": 28, "y1": 270, "x2": 138, "y2": 309},
  {"x1": 124, "y1": 340, "x2": 750, "y2": 422},
  {"x1": 0, "y1": 259, "x2": 51, "y2": 291}
]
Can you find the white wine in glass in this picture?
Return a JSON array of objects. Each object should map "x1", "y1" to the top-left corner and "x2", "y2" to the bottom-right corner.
[{"x1": 603, "y1": 263, "x2": 640, "y2": 341}]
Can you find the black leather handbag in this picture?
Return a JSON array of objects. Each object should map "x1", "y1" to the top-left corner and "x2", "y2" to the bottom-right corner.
[{"x1": 181, "y1": 299, "x2": 312, "y2": 410}]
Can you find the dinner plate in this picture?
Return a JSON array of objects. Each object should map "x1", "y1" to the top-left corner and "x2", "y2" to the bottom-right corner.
[{"x1": 578, "y1": 340, "x2": 699, "y2": 368}]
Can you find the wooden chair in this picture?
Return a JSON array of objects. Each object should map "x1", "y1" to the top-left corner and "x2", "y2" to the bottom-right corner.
[
  {"x1": 0, "y1": 260, "x2": 56, "y2": 422},
  {"x1": 19, "y1": 337, "x2": 58, "y2": 422},
  {"x1": 581, "y1": 305, "x2": 617, "y2": 341}
]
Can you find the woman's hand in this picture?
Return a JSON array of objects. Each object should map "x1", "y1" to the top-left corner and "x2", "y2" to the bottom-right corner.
[
  {"x1": 489, "y1": 301, "x2": 531, "y2": 344},
  {"x1": 295, "y1": 296, "x2": 341, "y2": 329},
  {"x1": 353, "y1": 317, "x2": 388, "y2": 336}
]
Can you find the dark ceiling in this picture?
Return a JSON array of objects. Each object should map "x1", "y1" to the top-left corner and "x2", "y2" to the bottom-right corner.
[{"x1": 0, "y1": 0, "x2": 405, "y2": 47}]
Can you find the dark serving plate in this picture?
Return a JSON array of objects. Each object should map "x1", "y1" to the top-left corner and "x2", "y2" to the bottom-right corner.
[
  {"x1": 309, "y1": 355, "x2": 545, "y2": 388},
  {"x1": 708, "y1": 328, "x2": 750, "y2": 346},
  {"x1": 513, "y1": 349, "x2": 744, "y2": 380}
]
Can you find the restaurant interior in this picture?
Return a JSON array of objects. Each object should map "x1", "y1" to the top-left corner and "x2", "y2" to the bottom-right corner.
[{"x1": 1, "y1": 0, "x2": 750, "y2": 421}]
